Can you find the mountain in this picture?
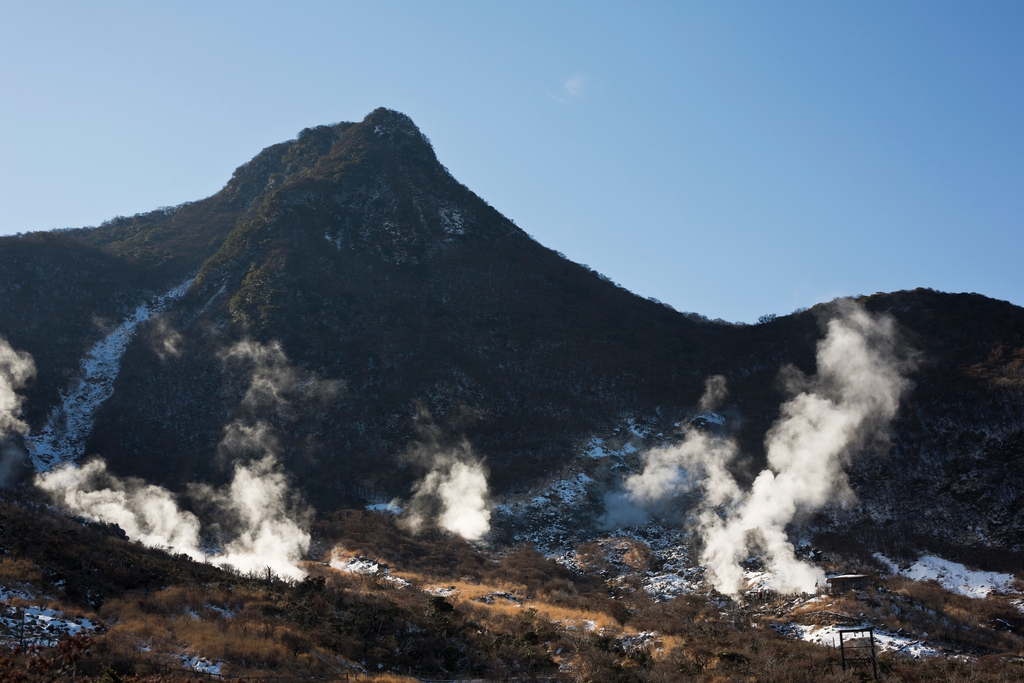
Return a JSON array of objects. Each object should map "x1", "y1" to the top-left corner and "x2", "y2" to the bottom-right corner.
[{"x1": 0, "y1": 108, "x2": 1022, "y2": 566}]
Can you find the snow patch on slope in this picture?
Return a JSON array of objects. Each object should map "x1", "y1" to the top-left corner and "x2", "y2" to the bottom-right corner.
[
  {"x1": 181, "y1": 655, "x2": 222, "y2": 674},
  {"x1": 0, "y1": 589, "x2": 98, "y2": 648},
  {"x1": 329, "y1": 553, "x2": 410, "y2": 587},
  {"x1": 26, "y1": 278, "x2": 194, "y2": 471},
  {"x1": 366, "y1": 501, "x2": 403, "y2": 514},
  {"x1": 874, "y1": 553, "x2": 1015, "y2": 599},
  {"x1": 532, "y1": 472, "x2": 593, "y2": 506},
  {"x1": 585, "y1": 437, "x2": 637, "y2": 459},
  {"x1": 796, "y1": 622, "x2": 941, "y2": 658},
  {"x1": 690, "y1": 412, "x2": 725, "y2": 427},
  {"x1": 644, "y1": 571, "x2": 702, "y2": 600}
]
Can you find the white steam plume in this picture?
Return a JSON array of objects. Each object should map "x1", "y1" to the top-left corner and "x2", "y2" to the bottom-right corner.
[
  {"x1": 403, "y1": 438, "x2": 492, "y2": 541},
  {"x1": 0, "y1": 336, "x2": 35, "y2": 485},
  {"x1": 219, "y1": 340, "x2": 341, "y2": 415},
  {"x1": 601, "y1": 428, "x2": 741, "y2": 529},
  {"x1": 217, "y1": 420, "x2": 280, "y2": 462},
  {"x1": 36, "y1": 423, "x2": 311, "y2": 581},
  {"x1": 702, "y1": 303, "x2": 911, "y2": 594},
  {"x1": 36, "y1": 339, "x2": 325, "y2": 580},
  {"x1": 0, "y1": 336, "x2": 35, "y2": 438},
  {"x1": 215, "y1": 455, "x2": 309, "y2": 578},
  {"x1": 698, "y1": 375, "x2": 728, "y2": 412},
  {"x1": 150, "y1": 316, "x2": 184, "y2": 360},
  {"x1": 36, "y1": 460, "x2": 203, "y2": 556},
  {"x1": 190, "y1": 446, "x2": 311, "y2": 580},
  {"x1": 605, "y1": 301, "x2": 912, "y2": 595}
]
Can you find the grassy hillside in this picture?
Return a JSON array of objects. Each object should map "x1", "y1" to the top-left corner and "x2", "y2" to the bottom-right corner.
[{"x1": 0, "y1": 491, "x2": 1021, "y2": 682}]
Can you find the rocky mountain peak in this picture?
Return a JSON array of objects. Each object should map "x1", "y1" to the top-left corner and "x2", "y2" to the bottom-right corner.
[
  {"x1": 219, "y1": 109, "x2": 437, "y2": 213},
  {"x1": 361, "y1": 107, "x2": 434, "y2": 148},
  {"x1": 197, "y1": 109, "x2": 517, "y2": 300}
]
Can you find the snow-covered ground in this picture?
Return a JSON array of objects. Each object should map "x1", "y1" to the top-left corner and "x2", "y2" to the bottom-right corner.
[
  {"x1": 181, "y1": 654, "x2": 222, "y2": 674},
  {"x1": 492, "y1": 428, "x2": 1018, "y2": 665},
  {"x1": 531, "y1": 472, "x2": 593, "y2": 507},
  {"x1": 331, "y1": 556, "x2": 384, "y2": 575},
  {"x1": 27, "y1": 278, "x2": 194, "y2": 471},
  {"x1": 329, "y1": 554, "x2": 410, "y2": 587},
  {"x1": 554, "y1": 618, "x2": 598, "y2": 632},
  {"x1": 584, "y1": 437, "x2": 638, "y2": 459},
  {"x1": 0, "y1": 594, "x2": 98, "y2": 648},
  {"x1": 644, "y1": 571, "x2": 701, "y2": 600},
  {"x1": 365, "y1": 502, "x2": 403, "y2": 514},
  {"x1": 690, "y1": 412, "x2": 725, "y2": 426},
  {"x1": 203, "y1": 603, "x2": 236, "y2": 619},
  {"x1": 617, "y1": 631, "x2": 661, "y2": 652},
  {"x1": 473, "y1": 591, "x2": 521, "y2": 605},
  {"x1": 874, "y1": 553, "x2": 1016, "y2": 598},
  {"x1": 0, "y1": 587, "x2": 35, "y2": 603},
  {"x1": 795, "y1": 622, "x2": 941, "y2": 658}
]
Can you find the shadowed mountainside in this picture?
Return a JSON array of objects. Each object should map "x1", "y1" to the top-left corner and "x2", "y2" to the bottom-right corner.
[{"x1": 0, "y1": 108, "x2": 1021, "y2": 561}]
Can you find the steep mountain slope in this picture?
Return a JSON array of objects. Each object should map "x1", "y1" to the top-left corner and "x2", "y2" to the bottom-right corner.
[
  {"x1": 80, "y1": 109, "x2": 734, "y2": 503},
  {"x1": 842, "y1": 291, "x2": 1024, "y2": 559},
  {"x1": 0, "y1": 121, "x2": 368, "y2": 432},
  {"x1": 0, "y1": 234, "x2": 155, "y2": 427},
  {"x1": 0, "y1": 109, "x2": 1021, "y2": 564}
]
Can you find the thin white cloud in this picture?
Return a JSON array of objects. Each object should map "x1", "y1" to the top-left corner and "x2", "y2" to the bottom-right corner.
[
  {"x1": 548, "y1": 72, "x2": 590, "y2": 104},
  {"x1": 562, "y1": 73, "x2": 588, "y2": 97}
]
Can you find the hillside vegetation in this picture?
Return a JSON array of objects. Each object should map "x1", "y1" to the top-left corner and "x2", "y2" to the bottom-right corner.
[
  {"x1": 0, "y1": 110, "x2": 1021, "y2": 683},
  {"x1": 0, "y1": 493, "x2": 1022, "y2": 682},
  {"x1": 0, "y1": 110, "x2": 1019, "y2": 561}
]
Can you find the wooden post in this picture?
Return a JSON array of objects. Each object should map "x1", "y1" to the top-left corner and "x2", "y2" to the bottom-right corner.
[
  {"x1": 838, "y1": 628, "x2": 878, "y2": 680},
  {"x1": 870, "y1": 628, "x2": 878, "y2": 680}
]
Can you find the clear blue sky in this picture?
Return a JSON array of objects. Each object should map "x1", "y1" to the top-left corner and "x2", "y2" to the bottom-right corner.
[{"x1": 1, "y1": 1, "x2": 1021, "y2": 322}]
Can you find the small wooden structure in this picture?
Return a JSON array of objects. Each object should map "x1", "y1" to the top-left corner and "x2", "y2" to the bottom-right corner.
[
  {"x1": 826, "y1": 574, "x2": 870, "y2": 594},
  {"x1": 839, "y1": 627, "x2": 878, "y2": 680}
]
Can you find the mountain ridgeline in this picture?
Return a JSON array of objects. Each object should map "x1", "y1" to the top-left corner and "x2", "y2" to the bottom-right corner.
[{"x1": 0, "y1": 108, "x2": 1021, "y2": 563}]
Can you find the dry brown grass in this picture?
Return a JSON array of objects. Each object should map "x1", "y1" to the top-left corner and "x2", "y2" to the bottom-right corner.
[
  {"x1": 96, "y1": 584, "x2": 306, "y2": 674},
  {"x1": 386, "y1": 570, "x2": 626, "y2": 639},
  {"x1": 574, "y1": 542, "x2": 610, "y2": 573},
  {"x1": 528, "y1": 602, "x2": 622, "y2": 634},
  {"x1": 3, "y1": 495, "x2": 1022, "y2": 682},
  {"x1": 0, "y1": 557, "x2": 42, "y2": 584}
]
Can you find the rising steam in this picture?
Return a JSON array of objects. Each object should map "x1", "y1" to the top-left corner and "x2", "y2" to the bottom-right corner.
[
  {"x1": 219, "y1": 340, "x2": 341, "y2": 417},
  {"x1": 601, "y1": 428, "x2": 741, "y2": 529},
  {"x1": 36, "y1": 442, "x2": 310, "y2": 580},
  {"x1": 36, "y1": 460, "x2": 203, "y2": 556},
  {"x1": 605, "y1": 301, "x2": 912, "y2": 594},
  {"x1": 149, "y1": 316, "x2": 184, "y2": 360},
  {"x1": 187, "y1": 439, "x2": 311, "y2": 579},
  {"x1": 401, "y1": 423, "x2": 492, "y2": 541},
  {"x1": 0, "y1": 336, "x2": 35, "y2": 438},
  {"x1": 698, "y1": 375, "x2": 728, "y2": 412},
  {"x1": 35, "y1": 339, "x2": 324, "y2": 580},
  {"x1": 0, "y1": 336, "x2": 36, "y2": 485}
]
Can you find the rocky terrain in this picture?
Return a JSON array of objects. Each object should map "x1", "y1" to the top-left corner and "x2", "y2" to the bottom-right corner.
[{"x1": 0, "y1": 108, "x2": 1021, "y2": 680}]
